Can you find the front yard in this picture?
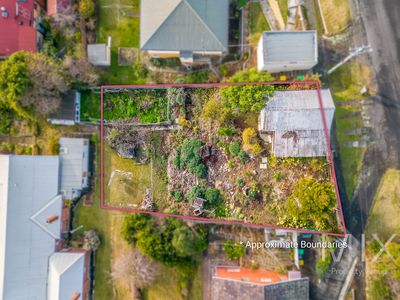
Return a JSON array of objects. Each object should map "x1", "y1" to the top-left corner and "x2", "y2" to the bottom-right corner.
[{"x1": 329, "y1": 62, "x2": 374, "y2": 199}]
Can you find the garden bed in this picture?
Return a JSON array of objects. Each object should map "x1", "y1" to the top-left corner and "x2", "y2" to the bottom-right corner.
[{"x1": 100, "y1": 81, "x2": 343, "y2": 233}]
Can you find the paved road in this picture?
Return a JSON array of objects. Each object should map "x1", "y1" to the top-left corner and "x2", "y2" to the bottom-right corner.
[{"x1": 346, "y1": 0, "x2": 400, "y2": 237}]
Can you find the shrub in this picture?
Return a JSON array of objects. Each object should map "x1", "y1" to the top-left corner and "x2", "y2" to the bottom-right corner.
[
  {"x1": 185, "y1": 185, "x2": 205, "y2": 203},
  {"x1": 172, "y1": 191, "x2": 184, "y2": 202},
  {"x1": 236, "y1": 178, "x2": 245, "y2": 187},
  {"x1": 180, "y1": 139, "x2": 207, "y2": 178},
  {"x1": 221, "y1": 68, "x2": 274, "y2": 113},
  {"x1": 273, "y1": 172, "x2": 284, "y2": 182},
  {"x1": 204, "y1": 188, "x2": 221, "y2": 206},
  {"x1": 173, "y1": 155, "x2": 182, "y2": 169},
  {"x1": 251, "y1": 143, "x2": 262, "y2": 155},
  {"x1": 238, "y1": 150, "x2": 249, "y2": 163},
  {"x1": 49, "y1": 136, "x2": 59, "y2": 155},
  {"x1": 316, "y1": 255, "x2": 331, "y2": 278},
  {"x1": 0, "y1": 108, "x2": 14, "y2": 134},
  {"x1": 247, "y1": 186, "x2": 259, "y2": 200},
  {"x1": 201, "y1": 98, "x2": 230, "y2": 125},
  {"x1": 79, "y1": 0, "x2": 95, "y2": 19},
  {"x1": 228, "y1": 142, "x2": 241, "y2": 157},
  {"x1": 242, "y1": 128, "x2": 257, "y2": 145},
  {"x1": 223, "y1": 240, "x2": 245, "y2": 260},
  {"x1": 218, "y1": 127, "x2": 236, "y2": 136}
]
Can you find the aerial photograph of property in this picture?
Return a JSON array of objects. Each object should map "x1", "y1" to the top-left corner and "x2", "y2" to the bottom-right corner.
[{"x1": 0, "y1": 0, "x2": 399, "y2": 299}]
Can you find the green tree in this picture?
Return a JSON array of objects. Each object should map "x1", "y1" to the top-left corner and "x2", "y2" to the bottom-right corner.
[
  {"x1": 0, "y1": 108, "x2": 14, "y2": 134},
  {"x1": 0, "y1": 52, "x2": 69, "y2": 118},
  {"x1": 79, "y1": 0, "x2": 95, "y2": 19},
  {"x1": 221, "y1": 68, "x2": 274, "y2": 113},
  {"x1": 279, "y1": 177, "x2": 338, "y2": 232},
  {"x1": 223, "y1": 240, "x2": 245, "y2": 260},
  {"x1": 0, "y1": 52, "x2": 30, "y2": 110},
  {"x1": 172, "y1": 226, "x2": 207, "y2": 257}
]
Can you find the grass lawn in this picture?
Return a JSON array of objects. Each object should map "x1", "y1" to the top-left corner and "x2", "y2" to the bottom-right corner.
[
  {"x1": 248, "y1": 3, "x2": 271, "y2": 44},
  {"x1": 104, "y1": 143, "x2": 152, "y2": 206},
  {"x1": 319, "y1": 0, "x2": 352, "y2": 34},
  {"x1": 366, "y1": 169, "x2": 400, "y2": 239},
  {"x1": 80, "y1": 90, "x2": 101, "y2": 121},
  {"x1": 96, "y1": 0, "x2": 143, "y2": 84},
  {"x1": 277, "y1": 0, "x2": 288, "y2": 24},
  {"x1": 312, "y1": 0, "x2": 324, "y2": 36},
  {"x1": 143, "y1": 263, "x2": 203, "y2": 300},
  {"x1": 329, "y1": 62, "x2": 373, "y2": 199}
]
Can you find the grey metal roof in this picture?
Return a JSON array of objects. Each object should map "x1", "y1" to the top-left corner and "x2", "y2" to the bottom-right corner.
[
  {"x1": 260, "y1": 31, "x2": 317, "y2": 64},
  {"x1": 259, "y1": 89, "x2": 335, "y2": 132},
  {"x1": 140, "y1": 0, "x2": 229, "y2": 52},
  {"x1": 47, "y1": 252, "x2": 86, "y2": 300},
  {"x1": 259, "y1": 89, "x2": 335, "y2": 157},
  {"x1": 59, "y1": 138, "x2": 89, "y2": 200},
  {"x1": 273, "y1": 130, "x2": 328, "y2": 157},
  {"x1": 0, "y1": 155, "x2": 61, "y2": 300}
]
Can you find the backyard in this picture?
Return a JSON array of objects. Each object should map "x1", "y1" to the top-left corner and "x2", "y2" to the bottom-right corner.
[
  {"x1": 248, "y1": 2, "x2": 271, "y2": 45},
  {"x1": 96, "y1": 0, "x2": 143, "y2": 84}
]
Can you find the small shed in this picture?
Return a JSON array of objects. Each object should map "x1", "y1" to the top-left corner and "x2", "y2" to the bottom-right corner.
[
  {"x1": 88, "y1": 40, "x2": 111, "y2": 66},
  {"x1": 259, "y1": 89, "x2": 335, "y2": 157},
  {"x1": 59, "y1": 138, "x2": 90, "y2": 200},
  {"x1": 257, "y1": 30, "x2": 318, "y2": 73}
]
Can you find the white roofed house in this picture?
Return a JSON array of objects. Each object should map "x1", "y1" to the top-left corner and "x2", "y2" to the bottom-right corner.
[
  {"x1": 257, "y1": 31, "x2": 318, "y2": 73},
  {"x1": 59, "y1": 137, "x2": 90, "y2": 200},
  {"x1": 0, "y1": 155, "x2": 89, "y2": 300},
  {"x1": 258, "y1": 89, "x2": 335, "y2": 158}
]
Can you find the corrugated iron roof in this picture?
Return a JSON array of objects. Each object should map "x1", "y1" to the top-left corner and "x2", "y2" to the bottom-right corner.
[
  {"x1": 140, "y1": 0, "x2": 229, "y2": 52},
  {"x1": 260, "y1": 30, "x2": 317, "y2": 64}
]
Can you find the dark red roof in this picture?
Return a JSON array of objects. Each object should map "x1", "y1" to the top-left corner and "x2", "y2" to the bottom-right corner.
[
  {"x1": 0, "y1": 0, "x2": 37, "y2": 56},
  {"x1": 47, "y1": 0, "x2": 71, "y2": 16}
]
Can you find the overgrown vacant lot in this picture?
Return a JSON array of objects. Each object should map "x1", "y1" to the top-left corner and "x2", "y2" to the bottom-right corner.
[{"x1": 100, "y1": 74, "x2": 342, "y2": 233}]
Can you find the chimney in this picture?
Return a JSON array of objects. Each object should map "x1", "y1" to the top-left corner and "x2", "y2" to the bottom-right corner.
[
  {"x1": 46, "y1": 215, "x2": 59, "y2": 224},
  {"x1": 70, "y1": 293, "x2": 81, "y2": 300}
]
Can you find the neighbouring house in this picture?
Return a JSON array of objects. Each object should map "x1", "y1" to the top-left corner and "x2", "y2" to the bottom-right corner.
[
  {"x1": 140, "y1": 0, "x2": 229, "y2": 64},
  {"x1": 0, "y1": 0, "x2": 39, "y2": 57},
  {"x1": 258, "y1": 89, "x2": 335, "y2": 158},
  {"x1": 59, "y1": 137, "x2": 90, "y2": 200},
  {"x1": 257, "y1": 31, "x2": 318, "y2": 73},
  {"x1": 48, "y1": 90, "x2": 81, "y2": 125},
  {"x1": 47, "y1": 251, "x2": 89, "y2": 300},
  {"x1": 87, "y1": 37, "x2": 111, "y2": 66},
  {"x1": 211, "y1": 266, "x2": 309, "y2": 300},
  {"x1": 0, "y1": 155, "x2": 89, "y2": 299},
  {"x1": 47, "y1": 0, "x2": 71, "y2": 16}
]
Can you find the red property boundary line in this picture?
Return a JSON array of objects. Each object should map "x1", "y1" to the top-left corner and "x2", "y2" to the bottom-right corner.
[{"x1": 100, "y1": 81, "x2": 347, "y2": 237}]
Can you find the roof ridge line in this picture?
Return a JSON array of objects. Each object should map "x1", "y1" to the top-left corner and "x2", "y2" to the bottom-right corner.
[
  {"x1": 51, "y1": 252, "x2": 85, "y2": 276},
  {"x1": 29, "y1": 194, "x2": 62, "y2": 240},
  {"x1": 183, "y1": 0, "x2": 227, "y2": 51},
  {"x1": 142, "y1": 0, "x2": 184, "y2": 49}
]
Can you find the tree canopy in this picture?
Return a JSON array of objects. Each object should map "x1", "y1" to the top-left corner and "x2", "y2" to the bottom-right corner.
[
  {"x1": 121, "y1": 215, "x2": 208, "y2": 267},
  {"x1": 221, "y1": 68, "x2": 275, "y2": 113},
  {"x1": 0, "y1": 52, "x2": 69, "y2": 117},
  {"x1": 279, "y1": 177, "x2": 339, "y2": 232}
]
